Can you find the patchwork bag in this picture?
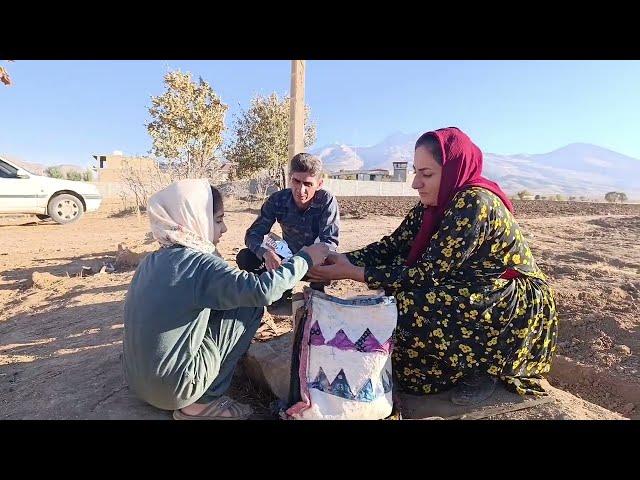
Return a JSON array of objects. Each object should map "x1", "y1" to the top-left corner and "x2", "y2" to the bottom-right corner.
[{"x1": 285, "y1": 288, "x2": 397, "y2": 420}]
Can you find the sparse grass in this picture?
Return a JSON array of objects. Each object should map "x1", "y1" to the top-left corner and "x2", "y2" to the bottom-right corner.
[{"x1": 108, "y1": 206, "x2": 147, "y2": 219}]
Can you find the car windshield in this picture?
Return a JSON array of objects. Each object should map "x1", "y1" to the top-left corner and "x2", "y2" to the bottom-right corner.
[{"x1": 0, "y1": 159, "x2": 21, "y2": 178}]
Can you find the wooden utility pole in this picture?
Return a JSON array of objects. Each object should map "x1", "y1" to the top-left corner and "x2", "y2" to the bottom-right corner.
[{"x1": 287, "y1": 60, "x2": 306, "y2": 187}]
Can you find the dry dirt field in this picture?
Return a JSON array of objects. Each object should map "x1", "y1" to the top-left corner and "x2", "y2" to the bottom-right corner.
[{"x1": 1, "y1": 198, "x2": 638, "y2": 419}]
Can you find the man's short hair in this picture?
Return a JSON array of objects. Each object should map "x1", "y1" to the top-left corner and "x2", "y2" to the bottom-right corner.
[{"x1": 290, "y1": 153, "x2": 323, "y2": 178}]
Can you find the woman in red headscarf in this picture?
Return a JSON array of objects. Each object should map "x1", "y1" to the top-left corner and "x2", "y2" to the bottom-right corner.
[{"x1": 310, "y1": 127, "x2": 558, "y2": 405}]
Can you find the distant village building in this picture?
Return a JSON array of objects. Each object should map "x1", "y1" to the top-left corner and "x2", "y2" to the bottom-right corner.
[
  {"x1": 92, "y1": 152, "x2": 157, "y2": 182},
  {"x1": 328, "y1": 161, "x2": 409, "y2": 182},
  {"x1": 328, "y1": 168, "x2": 391, "y2": 181},
  {"x1": 93, "y1": 151, "x2": 237, "y2": 183},
  {"x1": 392, "y1": 161, "x2": 408, "y2": 182}
]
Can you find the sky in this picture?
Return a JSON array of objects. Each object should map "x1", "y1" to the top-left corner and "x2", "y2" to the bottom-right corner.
[{"x1": 1, "y1": 60, "x2": 639, "y2": 167}]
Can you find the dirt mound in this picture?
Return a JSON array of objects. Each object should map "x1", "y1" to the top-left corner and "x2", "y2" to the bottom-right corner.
[
  {"x1": 115, "y1": 244, "x2": 148, "y2": 269},
  {"x1": 28, "y1": 272, "x2": 65, "y2": 290}
]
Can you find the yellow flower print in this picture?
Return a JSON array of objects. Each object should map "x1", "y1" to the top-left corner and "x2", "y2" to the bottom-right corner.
[
  {"x1": 478, "y1": 204, "x2": 488, "y2": 220},
  {"x1": 469, "y1": 293, "x2": 484, "y2": 303}
]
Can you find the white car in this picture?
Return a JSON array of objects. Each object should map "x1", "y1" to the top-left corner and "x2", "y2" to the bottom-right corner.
[{"x1": 0, "y1": 156, "x2": 102, "y2": 224}]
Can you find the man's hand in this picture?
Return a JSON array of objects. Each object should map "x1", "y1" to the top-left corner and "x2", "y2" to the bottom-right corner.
[
  {"x1": 300, "y1": 243, "x2": 330, "y2": 268},
  {"x1": 263, "y1": 249, "x2": 283, "y2": 271}
]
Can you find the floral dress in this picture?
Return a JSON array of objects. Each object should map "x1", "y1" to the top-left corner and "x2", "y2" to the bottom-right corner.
[{"x1": 346, "y1": 187, "x2": 558, "y2": 396}]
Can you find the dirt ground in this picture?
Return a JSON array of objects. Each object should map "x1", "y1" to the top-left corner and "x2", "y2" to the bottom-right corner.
[{"x1": 1, "y1": 198, "x2": 638, "y2": 419}]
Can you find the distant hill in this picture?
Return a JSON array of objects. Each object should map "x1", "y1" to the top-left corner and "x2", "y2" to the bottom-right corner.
[
  {"x1": 313, "y1": 133, "x2": 640, "y2": 198},
  {"x1": 0, "y1": 154, "x2": 91, "y2": 178}
]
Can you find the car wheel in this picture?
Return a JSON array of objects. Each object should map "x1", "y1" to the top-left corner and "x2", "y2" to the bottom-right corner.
[{"x1": 47, "y1": 194, "x2": 84, "y2": 224}]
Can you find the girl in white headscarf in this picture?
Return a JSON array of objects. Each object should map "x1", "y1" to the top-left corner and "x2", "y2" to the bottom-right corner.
[{"x1": 123, "y1": 179, "x2": 327, "y2": 420}]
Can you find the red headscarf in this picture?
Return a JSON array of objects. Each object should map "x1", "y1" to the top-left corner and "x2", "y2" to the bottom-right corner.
[{"x1": 406, "y1": 127, "x2": 514, "y2": 267}]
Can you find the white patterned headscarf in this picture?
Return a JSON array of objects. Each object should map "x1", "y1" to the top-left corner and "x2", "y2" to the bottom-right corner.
[{"x1": 147, "y1": 179, "x2": 219, "y2": 255}]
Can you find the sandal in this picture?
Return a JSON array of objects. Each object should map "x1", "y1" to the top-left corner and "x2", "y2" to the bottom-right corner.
[{"x1": 172, "y1": 395, "x2": 254, "y2": 420}]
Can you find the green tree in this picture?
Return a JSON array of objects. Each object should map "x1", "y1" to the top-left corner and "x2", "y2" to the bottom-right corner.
[
  {"x1": 605, "y1": 191, "x2": 619, "y2": 203},
  {"x1": 45, "y1": 166, "x2": 64, "y2": 179},
  {"x1": 66, "y1": 170, "x2": 83, "y2": 181},
  {"x1": 225, "y1": 93, "x2": 317, "y2": 189},
  {"x1": 147, "y1": 70, "x2": 227, "y2": 179}
]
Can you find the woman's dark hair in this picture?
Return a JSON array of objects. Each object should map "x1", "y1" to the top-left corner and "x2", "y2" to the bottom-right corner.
[
  {"x1": 415, "y1": 133, "x2": 443, "y2": 165},
  {"x1": 210, "y1": 185, "x2": 223, "y2": 214}
]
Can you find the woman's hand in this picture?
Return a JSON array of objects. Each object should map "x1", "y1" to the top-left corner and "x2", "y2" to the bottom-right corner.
[{"x1": 307, "y1": 252, "x2": 366, "y2": 283}]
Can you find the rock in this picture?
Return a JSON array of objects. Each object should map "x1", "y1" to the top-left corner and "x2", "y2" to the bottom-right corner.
[
  {"x1": 399, "y1": 380, "x2": 626, "y2": 420},
  {"x1": 79, "y1": 266, "x2": 93, "y2": 277},
  {"x1": 615, "y1": 344, "x2": 632, "y2": 356},
  {"x1": 242, "y1": 332, "x2": 294, "y2": 402}
]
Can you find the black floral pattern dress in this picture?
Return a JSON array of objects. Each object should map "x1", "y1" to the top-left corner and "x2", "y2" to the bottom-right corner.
[{"x1": 345, "y1": 187, "x2": 558, "y2": 396}]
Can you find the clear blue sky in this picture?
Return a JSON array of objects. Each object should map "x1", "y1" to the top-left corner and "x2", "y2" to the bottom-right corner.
[{"x1": 1, "y1": 60, "x2": 639, "y2": 167}]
